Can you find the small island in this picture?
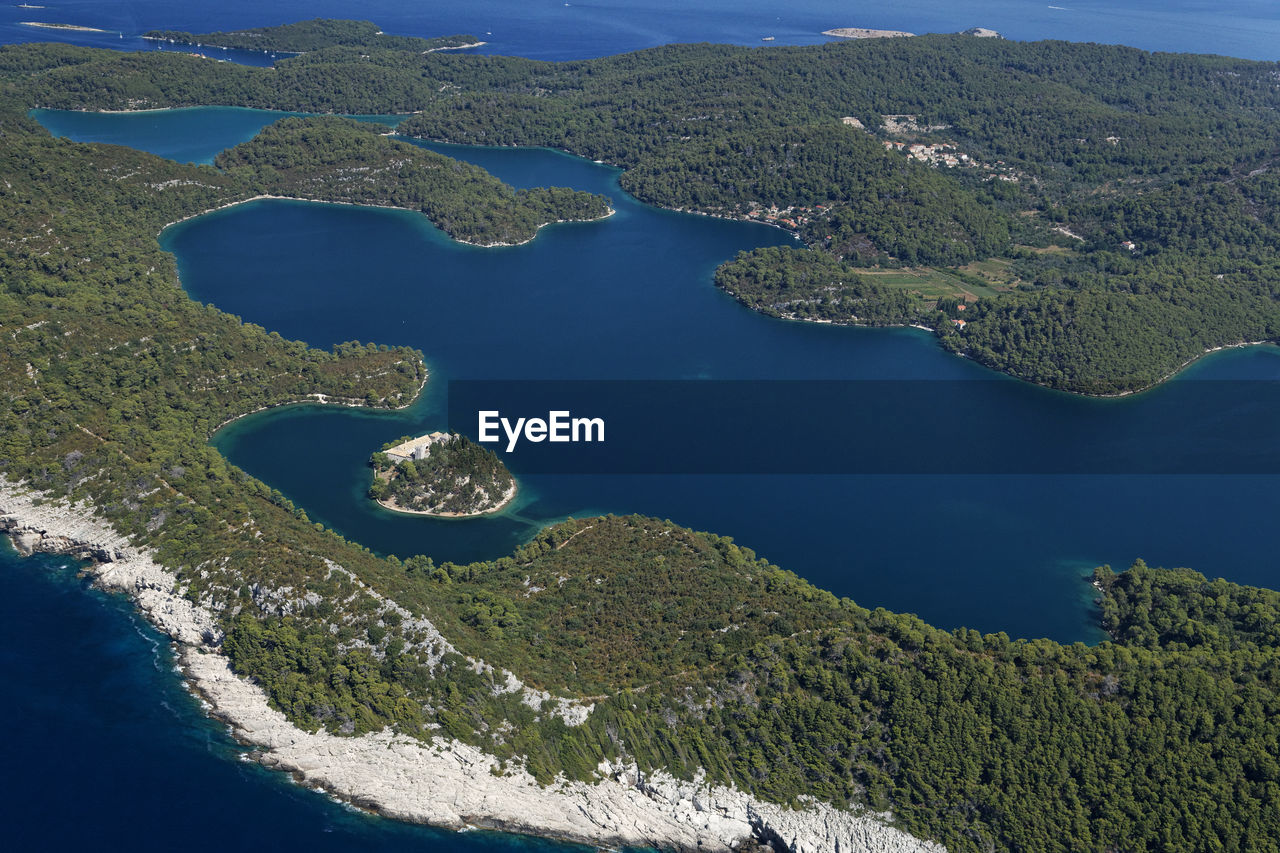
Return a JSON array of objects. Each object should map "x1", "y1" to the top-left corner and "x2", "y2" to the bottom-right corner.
[
  {"x1": 143, "y1": 18, "x2": 482, "y2": 55},
  {"x1": 20, "y1": 21, "x2": 111, "y2": 33},
  {"x1": 369, "y1": 432, "x2": 516, "y2": 517},
  {"x1": 822, "y1": 27, "x2": 914, "y2": 40}
]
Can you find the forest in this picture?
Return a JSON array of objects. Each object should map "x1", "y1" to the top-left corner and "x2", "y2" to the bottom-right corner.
[
  {"x1": 3, "y1": 25, "x2": 1280, "y2": 852},
  {"x1": 227, "y1": 517, "x2": 1280, "y2": 853}
]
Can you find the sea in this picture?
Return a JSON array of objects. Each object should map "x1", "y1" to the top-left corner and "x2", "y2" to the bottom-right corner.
[
  {"x1": 4, "y1": 0, "x2": 1280, "y2": 61},
  {"x1": 7, "y1": 3, "x2": 1280, "y2": 851}
]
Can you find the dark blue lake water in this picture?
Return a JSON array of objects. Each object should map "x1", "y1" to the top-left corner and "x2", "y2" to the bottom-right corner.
[{"x1": 10, "y1": 5, "x2": 1280, "y2": 851}]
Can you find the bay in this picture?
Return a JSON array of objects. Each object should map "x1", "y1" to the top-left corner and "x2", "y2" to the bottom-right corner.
[
  {"x1": 106, "y1": 120, "x2": 1273, "y2": 645},
  {"x1": 34, "y1": 104, "x2": 1280, "y2": 643},
  {"x1": 32, "y1": 107, "x2": 402, "y2": 165}
]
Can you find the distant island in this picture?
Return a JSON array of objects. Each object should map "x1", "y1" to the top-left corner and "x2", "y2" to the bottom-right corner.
[
  {"x1": 822, "y1": 27, "x2": 914, "y2": 39},
  {"x1": 823, "y1": 26, "x2": 1001, "y2": 40},
  {"x1": 20, "y1": 21, "x2": 110, "y2": 33},
  {"x1": 369, "y1": 433, "x2": 516, "y2": 517},
  {"x1": 143, "y1": 18, "x2": 481, "y2": 55}
]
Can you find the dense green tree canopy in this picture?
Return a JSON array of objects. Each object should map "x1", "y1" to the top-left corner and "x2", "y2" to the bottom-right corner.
[
  {"x1": 3, "y1": 26, "x2": 1280, "y2": 851},
  {"x1": 369, "y1": 434, "x2": 515, "y2": 516},
  {"x1": 144, "y1": 18, "x2": 480, "y2": 55},
  {"x1": 12, "y1": 31, "x2": 1280, "y2": 391}
]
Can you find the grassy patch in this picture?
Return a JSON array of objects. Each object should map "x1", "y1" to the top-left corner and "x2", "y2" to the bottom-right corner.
[{"x1": 860, "y1": 266, "x2": 1001, "y2": 302}]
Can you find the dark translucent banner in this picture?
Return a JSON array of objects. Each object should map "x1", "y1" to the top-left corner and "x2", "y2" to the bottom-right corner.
[{"x1": 446, "y1": 380, "x2": 1280, "y2": 474}]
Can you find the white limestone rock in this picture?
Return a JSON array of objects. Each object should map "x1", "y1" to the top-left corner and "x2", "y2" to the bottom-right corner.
[{"x1": 2, "y1": 478, "x2": 946, "y2": 853}]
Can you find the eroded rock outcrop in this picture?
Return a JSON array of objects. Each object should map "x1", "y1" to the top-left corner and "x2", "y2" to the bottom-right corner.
[{"x1": 1, "y1": 479, "x2": 944, "y2": 853}]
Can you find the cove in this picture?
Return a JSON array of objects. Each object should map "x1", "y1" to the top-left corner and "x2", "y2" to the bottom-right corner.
[
  {"x1": 141, "y1": 129, "x2": 1280, "y2": 645},
  {"x1": 33, "y1": 106, "x2": 403, "y2": 165}
]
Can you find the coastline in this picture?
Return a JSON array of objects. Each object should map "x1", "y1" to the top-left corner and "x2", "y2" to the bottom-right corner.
[
  {"x1": 728, "y1": 294, "x2": 1277, "y2": 397},
  {"x1": 159, "y1": 193, "x2": 616, "y2": 249},
  {"x1": 139, "y1": 35, "x2": 301, "y2": 57},
  {"x1": 153, "y1": 162, "x2": 1270, "y2": 402},
  {"x1": 462, "y1": 206, "x2": 617, "y2": 248},
  {"x1": 376, "y1": 480, "x2": 518, "y2": 518},
  {"x1": 1088, "y1": 339, "x2": 1278, "y2": 399},
  {"x1": 396, "y1": 130, "x2": 1278, "y2": 399},
  {"x1": 822, "y1": 27, "x2": 914, "y2": 40},
  {"x1": 136, "y1": 36, "x2": 487, "y2": 56},
  {"x1": 423, "y1": 40, "x2": 488, "y2": 53},
  {"x1": 655, "y1": 202, "x2": 804, "y2": 237},
  {"x1": 20, "y1": 21, "x2": 111, "y2": 33},
  {"x1": 0, "y1": 478, "x2": 944, "y2": 853},
  {"x1": 208, "y1": 368, "x2": 429, "y2": 436}
]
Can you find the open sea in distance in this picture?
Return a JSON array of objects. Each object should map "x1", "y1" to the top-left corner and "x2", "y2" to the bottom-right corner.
[{"x1": 4, "y1": 0, "x2": 1280, "y2": 62}]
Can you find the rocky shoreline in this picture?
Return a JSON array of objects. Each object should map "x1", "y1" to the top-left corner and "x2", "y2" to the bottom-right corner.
[
  {"x1": 1, "y1": 478, "x2": 944, "y2": 853},
  {"x1": 821, "y1": 27, "x2": 914, "y2": 40},
  {"x1": 376, "y1": 479, "x2": 517, "y2": 518}
]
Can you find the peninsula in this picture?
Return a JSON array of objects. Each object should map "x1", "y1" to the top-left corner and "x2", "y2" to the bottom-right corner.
[{"x1": 370, "y1": 433, "x2": 517, "y2": 517}]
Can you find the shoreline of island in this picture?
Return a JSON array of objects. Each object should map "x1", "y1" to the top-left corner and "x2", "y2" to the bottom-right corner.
[
  {"x1": 822, "y1": 27, "x2": 915, "y2": 40},
  {"x1": 821, "y1": 26, "x2": 1000, "y2": 40},
  {"x1": 47, "y1": 106, "x2": 1235, "y2": 400},
  {"x1": 719, "y1": 287, "x2": 1277, "y2": 397},
  {"x1": 376, "y1": 480, "x2": 518, "y2": 518},
  {"x1": 0, "y1": 478, "x2": 943, "y2": 853},
  {"x1": 129, "y1": 140, "x2": 1274, "y2": 401},
  {"x1": 20, "y1": 21, "x2": 111, "y2": 33},
  {"x1": 138, "y1": 34, "x2": 297, "y2": 55},
  {"x1": 789, "y1": 313, "x2": 1276, "y2": 396},
  {"x1": 371, "y1": 432, "x2": 518, "y2": 517}
]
